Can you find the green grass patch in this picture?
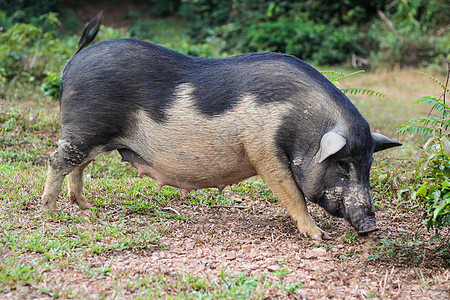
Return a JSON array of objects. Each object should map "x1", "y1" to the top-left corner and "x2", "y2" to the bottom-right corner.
[{"x1": 0, "y1": 258, "x2": 42, "y2": 291}]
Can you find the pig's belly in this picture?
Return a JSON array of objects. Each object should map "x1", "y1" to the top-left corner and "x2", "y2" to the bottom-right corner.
[
  {"x1": 118, "y1": 106, "x2": 264, "y2": 193},
  {"x1": 129, "y1": 148, "x2": 257, "y2": 192}
]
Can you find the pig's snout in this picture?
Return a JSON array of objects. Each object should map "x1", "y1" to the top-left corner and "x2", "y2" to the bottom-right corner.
[
  {"x1": 355, "y1": 217, "x2": 379, "y2": 235},
  {"x1": 348, "y1": 208, "x2": 379, "y2": 235},
  {"x1": 345, "y1": 197, "x2": 379, "y2": 236}
]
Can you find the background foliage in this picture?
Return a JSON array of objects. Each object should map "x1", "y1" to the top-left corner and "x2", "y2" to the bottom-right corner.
[
  {"x1": 178, "y1": 0, "x2": 448, "y2": 67},
  {"x1": 0, "y1": 0, "x2": 448, "y2": 68}
]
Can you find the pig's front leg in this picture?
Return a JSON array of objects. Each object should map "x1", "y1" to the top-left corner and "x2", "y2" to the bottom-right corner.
[{"x1": 262, "y1": 168, "x2": 330, "y2": 240}]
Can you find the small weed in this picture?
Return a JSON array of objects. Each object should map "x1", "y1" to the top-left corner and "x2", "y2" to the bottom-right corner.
[
  {"x1": 82, "y1": 260, "x2": 112, "y2": 277},
  {"x1": 416, "y1": 268, "x2": 430, "y2": 289},
  {"x1": 341, "y1": 229, "x2": 357, "y2": 244},
  {"x1": 273, "y1": 268, "x2": 303, "y2": 296},
  {"x1": 365, "y1": 236, "x2": 450, "y2": 268}
]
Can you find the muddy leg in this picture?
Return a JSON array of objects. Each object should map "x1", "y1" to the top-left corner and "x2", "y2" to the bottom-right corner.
[
  {"x1": 68, "y1": 160, "x2": 93, "y2": 210},
  {"x1": 41, "y1": 163, "x2": 68, "y2": 212},
  {"x1": 41, "y1": 140, "x2": 92, "y2": 212}
]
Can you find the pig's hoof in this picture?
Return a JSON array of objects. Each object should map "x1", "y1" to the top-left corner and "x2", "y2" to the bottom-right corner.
[
  {"x1": 77, "y1": 202, "x2": 92, "y2": 210},
  {"x1": 41, "y1": 194, "x2": 57, "y2": 213},
  {"x1": 69, "y1": 193, "x2": 91, "y2": 210},
  {"x1": 322, "y1": 231, "x2": 331, "y2": 240},
  {"x1": 75, "y1": 198, "x2": 92, "y2": 210},
  {"x1": 305, "y1": 228, "x2": 331, "y2": 240}
]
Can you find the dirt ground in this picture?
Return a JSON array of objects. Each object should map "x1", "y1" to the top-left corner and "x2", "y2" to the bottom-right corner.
[{"x1": 2, "y1": 187, "x2": 448, "y2": 299}]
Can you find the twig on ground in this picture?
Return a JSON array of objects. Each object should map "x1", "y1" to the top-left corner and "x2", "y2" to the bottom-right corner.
[
  {"x1": 161, "y1": 207, "x2": 181, "y2": 216},
  {"x1": 210, "y1": 205, "x2": 251, "y2": 209},
  {"x1": 135, "y1": 191, "x2": 181, "y2": 215}
]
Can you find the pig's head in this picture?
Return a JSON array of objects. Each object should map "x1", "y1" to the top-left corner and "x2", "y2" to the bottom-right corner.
[{"x1": 290, "y1": 129, "x2": 401, "y2": 235}]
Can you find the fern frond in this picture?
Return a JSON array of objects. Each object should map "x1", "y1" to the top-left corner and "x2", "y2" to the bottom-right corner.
[
  {"x1": 397, "y1": 117, "x2": 448, "y2": 135},
  {"x1": 417, "y1": 117, "x2": 449, "y2": 129},
  {"x1": 397, "y1": 123, "x2": 435, "y2": 136},
  {"x1": 336, "y1": 70, "x2": 365, "y2": 83},
  {"x1": 320, "y1": 70, "x2": 348, "y2": 77},
  {"x1": 321, "y1": 70, "x2": 347, "y2": 84},
  {"x1": 397, "y1": 119, "x2": 420, "y2": 135},
  {"x1": 341, "y1": 87, "x2": 387, "y2": 98},
  {"x1": 413, "y1": 96, "x2": 449, "y2": 117},
  {"x1": 420, "y1": 72, "x2": 450, "y2": 93},
  {"x1": 320, "y1": 70, "x2": 365, "y2": 84}
]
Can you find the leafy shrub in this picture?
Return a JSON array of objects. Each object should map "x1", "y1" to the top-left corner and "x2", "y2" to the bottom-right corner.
[
  {"x1": 397, "y1": 69, "x2": 450, "y2": 233},
  {"x1": 321, "y1": 69, "x2": 387, "y2": 98},
  {"x1": 0, "y1": 13, "x2": 69, "y2": 81},
  {"x1": 40, "y1": 71, "x2": 60, "y2": 99},
  {"x1": 180, "y1": 0, "x2": 447, "y2": 67},
  {"x1": 149, "y1": 0, "x2": 181, "y2": 16},
  {"x1": 0, "y1": 0, "x2": 61, "y2": 26},
  {"x1": 246, "y1": 14, "x2": 366, "y2": 65},
  {"x1": 367, "y1": 0, "x2": 449, "y2": 68}
]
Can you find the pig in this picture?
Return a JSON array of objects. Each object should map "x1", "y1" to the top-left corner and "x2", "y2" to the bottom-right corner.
[{"x1": 41, "y1": 13, "x2": 401, "y2": 240}]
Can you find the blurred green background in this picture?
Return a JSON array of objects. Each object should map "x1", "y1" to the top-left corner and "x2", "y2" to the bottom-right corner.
[{"x1": 0, "y1": 0, "x2": 448, "y2": 86}]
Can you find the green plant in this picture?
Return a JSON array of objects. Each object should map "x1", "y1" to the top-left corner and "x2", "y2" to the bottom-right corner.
[
  {"x1": 180, "y1": 1, "x2": 446, "y2": 67},
  {"x1": 246, "y1": 14, "x2": 366, "y2": 65},
  {"x1": 0, "y1": 13, "x2": 64, "y2": 81},
  {"x1": 40, "y1": 70, "x2": 60, "y2": 99},
  {"x1": 322, "y1": 69, "x2": 387, "y2": 97},
  {"x1": 0, "y1": 258, "x2": 42, "y2": 289},
  {"x1": 0, "y1": 1, "x2": 62, "y2": 26},
  {"x1": 367, "y1": 0, "x2": 448, "y2": 68},
  {"x1": 341, "y1": 229, "x2": 357, "y2": 244},
  {"x1": 273, "y1": 268, "x2": 303, "y2": 296},
  {"x1": 397, "y1": 67, "x2": 449, "y2": 233},
  {"x1": 364, "y1": 236, "x2": 447, "y2": 267}
]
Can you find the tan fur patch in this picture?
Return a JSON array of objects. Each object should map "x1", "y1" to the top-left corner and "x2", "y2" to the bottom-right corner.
[{"x1": 118, "y1": 84, "x2": 293, "y2": 189}]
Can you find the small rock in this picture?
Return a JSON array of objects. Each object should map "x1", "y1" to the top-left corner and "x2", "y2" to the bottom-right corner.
[
  {"x1": 294, "y1": 270, "x2": 309, "y2": 279},
  {"x1": 267, "y1": 265, "x2": 280, "y2": 272},
  {"x1": 195, "y1": 261, "x2": 207, "y2": 270},
  {"x1": 224, "y1": 252, "x2": 237, "y2": 260},
  {"x1": 172, "y1": 248, "x2": 184, "y2": 255},
  {"x1": 242, "y1": 244, "x2": 252, "y2": 252},
  {"x1": 304, "y1": 248, "x2": 327, "y2": 259},
  {"x1": 248, "y1": 249, "x2": 259, "y2": 259},
  {"x1": 240, "y1": 263, "x2": 259, "y2": 271}
]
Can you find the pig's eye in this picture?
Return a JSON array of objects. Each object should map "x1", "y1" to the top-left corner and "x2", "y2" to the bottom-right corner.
[{"x1": 337, "y1": 161, "x2": 350, "y2": 173}]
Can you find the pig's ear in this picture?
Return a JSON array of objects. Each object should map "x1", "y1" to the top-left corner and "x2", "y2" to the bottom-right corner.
[
  {"x1": 318, "y1": 131, "x2": 347, "y2": 163},
  {"x1": 372, "y1": 133, "x2": 402, "y2": 152}
]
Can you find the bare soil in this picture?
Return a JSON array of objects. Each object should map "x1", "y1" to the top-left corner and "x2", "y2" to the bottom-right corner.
[{"x1": 2, "y1": 186, "x2": 448, "y2": 299}]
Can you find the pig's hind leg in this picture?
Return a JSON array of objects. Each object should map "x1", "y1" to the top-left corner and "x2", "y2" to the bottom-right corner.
[
  {"x1": 41, "y1": 140, "x2": 98, "y2": 212},
  {"x1": 68, "y1": 160, "x2": 93, "y2": 210}
]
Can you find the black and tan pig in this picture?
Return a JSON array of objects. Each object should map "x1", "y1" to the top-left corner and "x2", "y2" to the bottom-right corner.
[{"x1": 41, "y1": 13, "x2": 401, "y2": 240}]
